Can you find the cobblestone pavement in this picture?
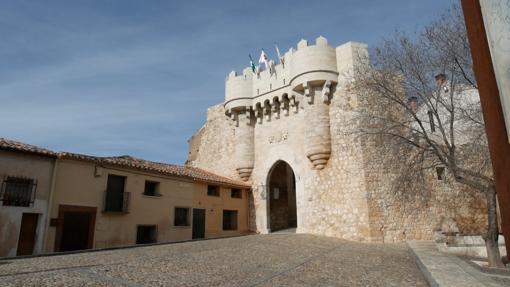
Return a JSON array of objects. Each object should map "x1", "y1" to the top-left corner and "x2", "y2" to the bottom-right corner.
[{"x1": 0, "y1": 234, "x2": 427, "y2": 286}]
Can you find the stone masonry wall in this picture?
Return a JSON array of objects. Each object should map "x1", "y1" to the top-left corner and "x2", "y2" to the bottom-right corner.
[
  {"x1": 187, "y1": 104, "x2": 258, "y2": 231},
  {"x1": 187, "y1": 104, "x2": 240, "y2": 180},
  {"x1": 361, "y1": 141, "x2": 487, "y2": 242},
  {"x1": 353, "y1": 84, "x2": 488, "y2": 243},
  {"x1": 244, "y1": 82, "x2": 374, "y2": 240},
  {"x1": 188, "y1": 91, "x2": 487, "y2": 242},
  {"x1": 301, "y1": 86, "x2": 371, "y2": 240}
]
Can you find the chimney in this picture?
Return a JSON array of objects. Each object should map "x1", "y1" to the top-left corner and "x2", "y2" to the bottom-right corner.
[
  {"x1": 408, "y1": 96, "x2": 418, "y2": 112},
  {"x1": 434, "y1": 73, "x2": 447, "y2": 88}
]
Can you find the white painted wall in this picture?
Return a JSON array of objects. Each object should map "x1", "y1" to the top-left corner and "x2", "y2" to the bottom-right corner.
[{"x1": 0, "y1": 151, "x2": 55, "y2": 257}]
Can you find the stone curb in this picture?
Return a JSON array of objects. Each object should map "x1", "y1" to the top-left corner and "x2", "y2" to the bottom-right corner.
[
  {"x1": 407, "y1": 241, "x2": 439, "y2": 287},
  {"x1": 407, "y1": 240, "x2": 508, "y2": 287}
]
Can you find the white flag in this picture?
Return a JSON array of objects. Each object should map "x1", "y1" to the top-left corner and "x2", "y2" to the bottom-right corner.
[
  {"x1": 259, "y1": 49, "x2": 269, "y2": 71},
  {"x1": 275, "y1": 44, "x2": 285, "y2": 67}
]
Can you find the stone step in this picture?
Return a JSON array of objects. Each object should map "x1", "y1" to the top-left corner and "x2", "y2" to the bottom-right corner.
[
  {"x1": 451, "y1": 235, "x2": 505, "y2": 246},
  {"x1": 437, "y1": 243, "x2": 507, "y2": 258},
  {"x1": 408, "y1": 240, "x2": 507, "y2": 287}
]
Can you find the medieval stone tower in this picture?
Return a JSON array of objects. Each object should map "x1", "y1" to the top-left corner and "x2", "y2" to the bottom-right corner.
[
  {"x1": 225, "y1": 37, "x2": 366, "y2": 176},
  {"x1": 187, "y1": 37, "x2": 487, "y2": 242}
]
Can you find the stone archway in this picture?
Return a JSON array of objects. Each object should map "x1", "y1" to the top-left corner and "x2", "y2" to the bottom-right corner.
[{"x1": 267, "y1": 161, "x2": 297, "y2": 232}]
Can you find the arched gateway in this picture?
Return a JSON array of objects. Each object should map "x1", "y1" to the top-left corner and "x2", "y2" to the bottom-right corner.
[{"x1": 267, "y1": 161, "x2": 297, "y2": 232}]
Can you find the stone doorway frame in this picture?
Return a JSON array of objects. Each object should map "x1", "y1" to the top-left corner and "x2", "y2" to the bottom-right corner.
[{"x1": 265, "y1": 160, "x2": 298, "y2": 233}]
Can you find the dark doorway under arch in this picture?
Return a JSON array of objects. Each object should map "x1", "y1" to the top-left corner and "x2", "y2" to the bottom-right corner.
[{"x1": 267, "y1": 161, "x2": 297, "y2": 232}]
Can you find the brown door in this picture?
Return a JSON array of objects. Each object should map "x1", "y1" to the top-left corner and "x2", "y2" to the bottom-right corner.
[
  {"x1": 192, "y1": 209, "x2": 205, "y2": 239},
  {"x1": 55, "y1": 205, "x2": 96, "y2": 252},
  {"x1": 17, "y1": 213, "x2": 39, "y2": 256}
]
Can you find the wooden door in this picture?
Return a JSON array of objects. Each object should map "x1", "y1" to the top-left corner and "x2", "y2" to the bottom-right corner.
[
  {"x1": 55, "y1": 205, "x2": 96, "y2": 252},
  {"x1": 60, "y1": 211, "x2": 93, "y2": 251},
  {"x1": 17, "y1": 213, "x2": 38, "y2": 256},
  {"x1": 192, "y1": 209, "x2": 205, "y2": 239}
]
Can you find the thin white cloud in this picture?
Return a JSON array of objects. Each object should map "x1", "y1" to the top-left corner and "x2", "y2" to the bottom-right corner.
[{"x1": 0, "y1": 0, "x2": 455, "y2": 164}]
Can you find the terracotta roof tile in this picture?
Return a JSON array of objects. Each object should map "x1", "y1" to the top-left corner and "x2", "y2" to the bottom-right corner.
[
  {"x1": 61, "y1": 154, "x2": 250, "y2": 188},
  {"x1": 0, "y1": 137, "x2": 249, "y2": 188},
  {"x1": 0, "y1": 138, "x2": 57, "y2": 157}
]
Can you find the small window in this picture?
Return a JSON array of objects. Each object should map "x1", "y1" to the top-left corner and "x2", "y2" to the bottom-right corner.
[
  {"x1": 428, "y1": 110, "x2": 436, "y2": 133},
  {"x1": 223, "y1": 210, "x2": 238, "y2": 230},
  {"x1": 1, "y1": 177, "x2": 36, "y2": 207},
  {"x1": 207, "y1": 185, "x2": 220, "y2": 197},
  {"x1": 136, "y1": 225, "x2": 157, "y2": 244},
  {"x1": 436, "y1": 167, "x2": 445, "y2": 180},
  {"x1": 144, "y1": 181, "x2": 160, "y2": 196},
  {"x1": 174, "y1": 207, "x2": 190, "y2": 226},
  {"x1": 231, "y1": 188, "x2": 242, "y2": 199}
]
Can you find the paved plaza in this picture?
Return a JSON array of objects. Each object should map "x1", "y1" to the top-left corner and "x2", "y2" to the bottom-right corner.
[{"x1": 0, "y1": 234, "x2": 427, "y2": 286}]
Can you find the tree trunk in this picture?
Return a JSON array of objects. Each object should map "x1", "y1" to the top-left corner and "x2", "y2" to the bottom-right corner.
[{"x1": 484, "y1": 184, "x2": 504, "y2": 267}]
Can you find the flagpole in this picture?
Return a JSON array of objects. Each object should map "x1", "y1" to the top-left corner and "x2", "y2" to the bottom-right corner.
[
  {"x1": 275, "y1": 43, "x2": 285, "y2": 68},
  {"x1": 249, "y1": 54, "x2": 256, "y2": 74}
]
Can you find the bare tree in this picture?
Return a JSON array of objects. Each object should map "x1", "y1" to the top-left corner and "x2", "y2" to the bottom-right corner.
[{"x1": 351, "y1": 4, "x2": 503, "y2": 267}]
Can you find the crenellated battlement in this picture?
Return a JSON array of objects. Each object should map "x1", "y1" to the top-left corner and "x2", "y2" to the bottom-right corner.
[
  {"x1": 224, "y1": 37, "x2": 368, "y2": 123},
  {"x1": 225, "y1": 36, "x2": 332, "y2": 82},
  {"x1": 225, "y1": 37, "x2": 369, "y2": 179}
]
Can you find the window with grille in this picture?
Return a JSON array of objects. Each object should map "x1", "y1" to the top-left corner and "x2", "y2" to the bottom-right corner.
[
  {"x1": 207, "y1": 185, "x2": 220, "y2": 197},
  {"x1": 1, "y1": 177, "x2": 36, "y2": 207}
]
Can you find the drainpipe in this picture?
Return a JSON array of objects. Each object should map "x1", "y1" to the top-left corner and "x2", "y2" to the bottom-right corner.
[{"x1": 42, "y1": 156, "x2": 59, "y2": 253}]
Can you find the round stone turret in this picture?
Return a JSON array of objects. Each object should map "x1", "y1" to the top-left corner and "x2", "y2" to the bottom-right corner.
[
  {"x1": 289, "y1": 37, "x2": 338, "y2": 87},
  {"x1": 303, "y1": 82, "x2": 333, "y2": 169},
  {"x1": 225, "y1": 68, "x2": 253, "y2": 114},
  {"x1": 233, "y1": 109, "x2": 254, "y2": 181}
]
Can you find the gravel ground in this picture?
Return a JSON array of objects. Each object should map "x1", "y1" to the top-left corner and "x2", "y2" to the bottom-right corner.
[{"x1": 0, "y1": 234, "x2": 428, "y2": 287}]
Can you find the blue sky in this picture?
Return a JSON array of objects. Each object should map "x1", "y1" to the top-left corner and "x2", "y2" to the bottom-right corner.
[{"x1": 0, "y1": 0, "x2": 455, "y2": 164}]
